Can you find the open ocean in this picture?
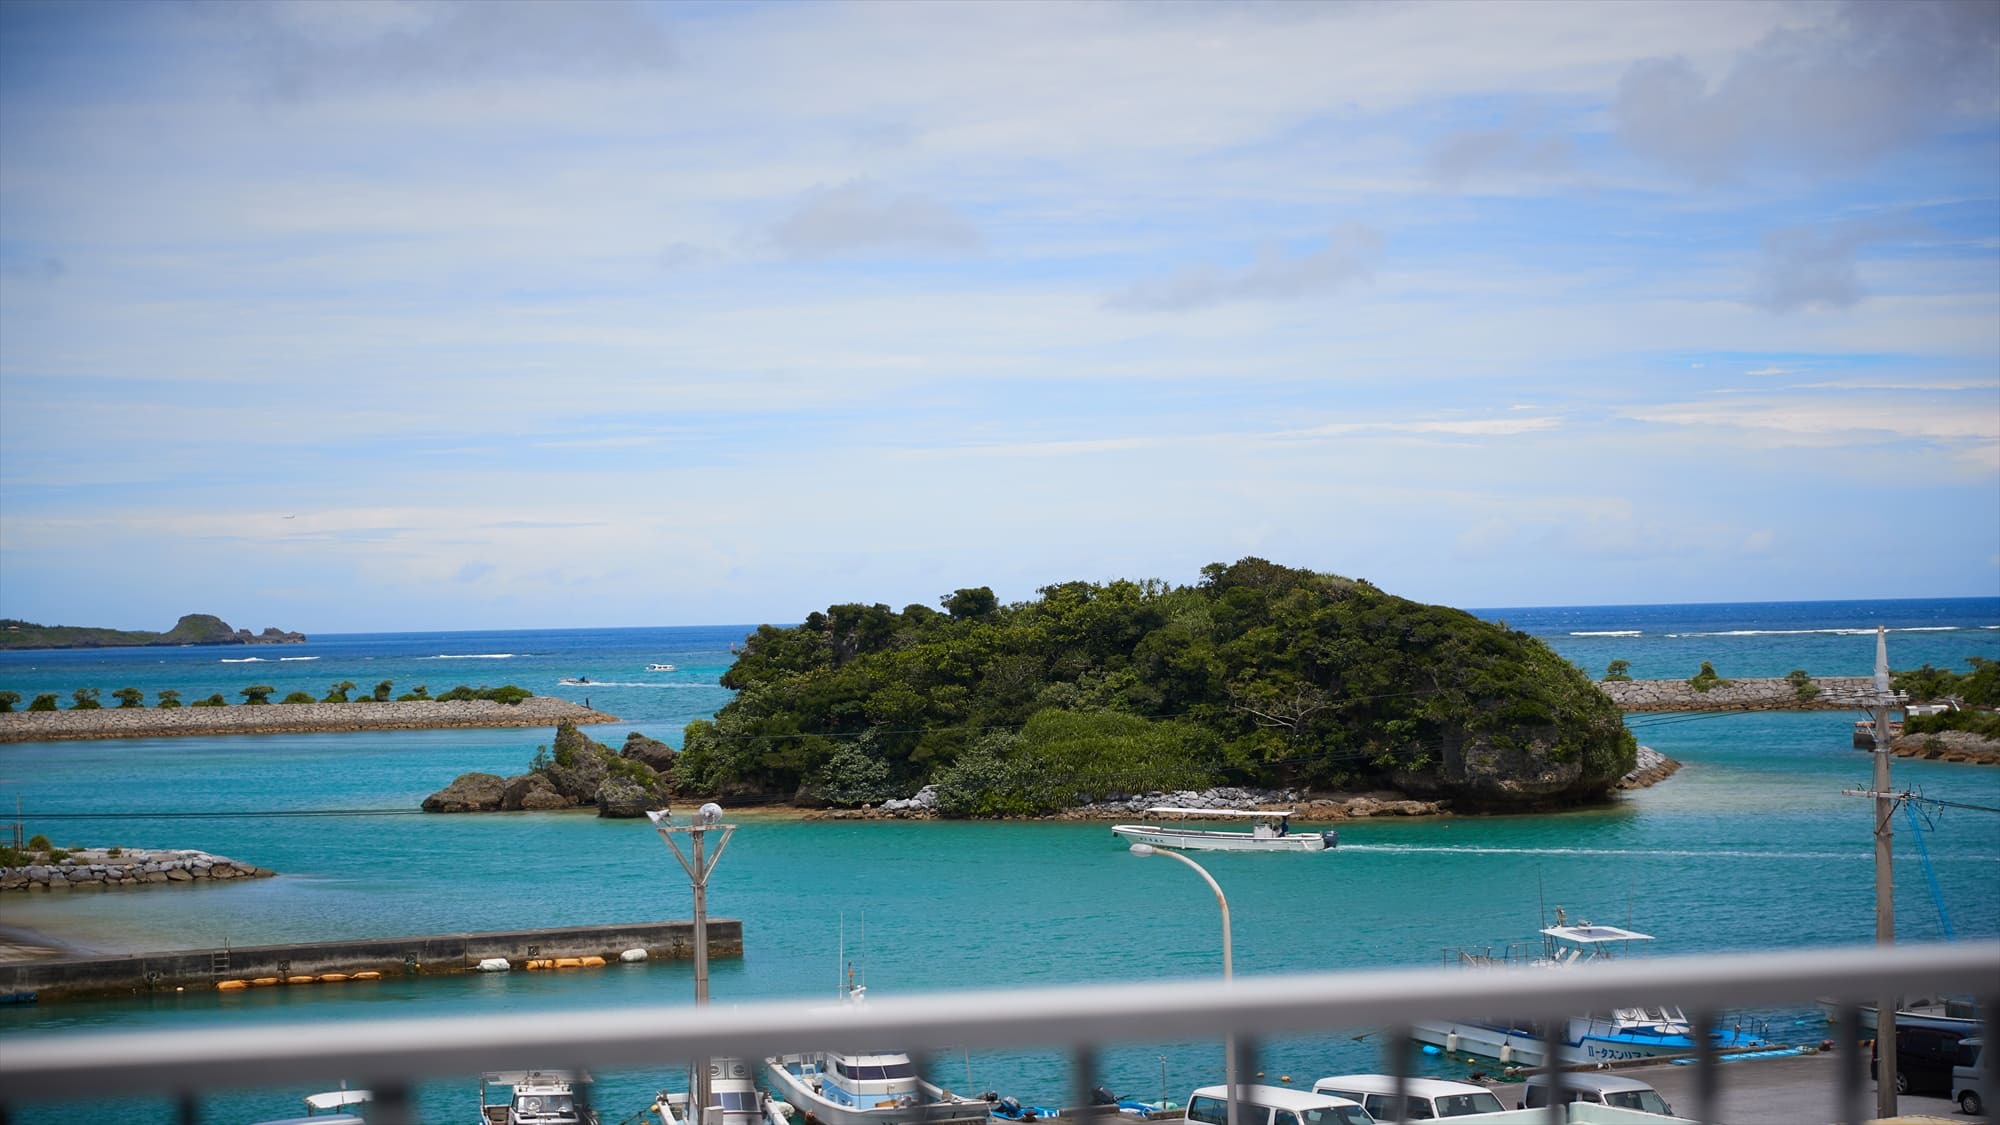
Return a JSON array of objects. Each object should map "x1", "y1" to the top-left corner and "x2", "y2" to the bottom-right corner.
[{"x1": 1, "y1": 597, "x2": 1996, "y2": 1124}]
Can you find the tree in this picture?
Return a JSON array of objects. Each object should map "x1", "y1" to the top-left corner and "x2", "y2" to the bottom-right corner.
[
  {"x1": 69, "y1": 687, "x2": 102, "y2": 710},
  {"x1": 1603, "y1": 659, "x2": 1633, "y2": 682},
  {"x1": 156, "y1": 689, "x2": 182, "y2": 708},
  {"x1": 1786, "y1": 669, "x2": 1818, "y2": 702},
  {"x1": 282, "y1": 691, "x2": 317, "y2": 704},
  {"x1": 28, "y1": 693, "x2": 59, "y2": 711},
  {"x1": 191, "y1": 693, "x2": 228, "y2": 707},
  {"x1": 1688, "y1": 661, "x2": 1730, "y2": 692},
  {"x1": 322, "y1": 680, "x2": 356, "y2": 703},
  {"x1": 1892, "y1": 664, "x2": 1957, "y2": 703},
  {"x1": 373, "y1": 680, "x2": 394, "y2": 702},
  {"x1": 112, "y1": 687, "x2": 146, "y2": 709},
  {"x1": 943, "y1": 586, "x2": 999, "y2": 620},
  {"x1": 397, "y1": 684, "x2": 431, "y2": 701},
  {"x1": 240, "y1": 685, "x2": 276, "y2": 705},
  {"x1": 0, "y1": 691, "x2": 19, "y2": 713}
]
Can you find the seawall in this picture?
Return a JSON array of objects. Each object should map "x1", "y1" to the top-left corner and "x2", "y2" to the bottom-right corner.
[
  {"x1": 2, "y1": 848, "x2": 271, "y2": 892},
  {"x1": 0, "y1": 919, "x2": 742, "y2": 1002},
  {"x1": 1597, "y1": 677, "x2": 1871, "y2": 712},
  {"x1": 0, "y1": 697, "x2": 619, "y2": 742}
]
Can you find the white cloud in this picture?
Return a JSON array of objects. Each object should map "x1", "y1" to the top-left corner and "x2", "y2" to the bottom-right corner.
[
  {"x1": 768, "y1": 179, "x2": 981, "y2": 258},
  {"x1": 1107, "y1": 227, "x2": 1384, "y2": 311}
]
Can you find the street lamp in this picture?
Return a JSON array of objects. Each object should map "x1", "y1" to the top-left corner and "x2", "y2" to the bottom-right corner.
[
  {"x1": 1129, "y1": 844, "x2": 1237, "y2": 1125},
  {"x1": 650, "y1": 803, "x2": 737, "y2": 1125}
]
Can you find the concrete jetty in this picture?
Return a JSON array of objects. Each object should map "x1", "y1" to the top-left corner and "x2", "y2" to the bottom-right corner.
[
  {"x1": 0, "y1": 918, "x2": 741, "y2": 1003},
  {"x1": 0, "y1": 696, "x2": 619, "y2": 742}
]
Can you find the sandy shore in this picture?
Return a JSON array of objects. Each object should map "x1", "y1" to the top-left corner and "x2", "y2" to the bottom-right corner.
[{"x1": 0, "y1": 696, "x2": 620, "y2": 742}]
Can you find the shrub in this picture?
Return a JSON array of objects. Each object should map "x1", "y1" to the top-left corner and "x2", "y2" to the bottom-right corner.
[
  {"x1": 0, "y1": 691, "x2": 21, "y2": 713},
  {"x1": 27, "y1": 693, "x2": 58, "y2": 712},
  {"x1": 1786, "y1": 669, "x2": 1818, "y2": 702},
  {"x1": 322, "y1": 680, "x2": 356, "y2": 703},
  {"x1": 1602, "y1": 659, "x2": 1632, "y2": 682},
  {"x1": 156, "y1": 689, "x2": 182, "y2": 708},
  {"x1": 112, "y1": 687, "x2": 146, "y2": 709},
  {"x1": 373, "y1": 680, "x2": 393, "y2": 702},
  {"x1": 27, "y1": 834, "x2": 51, "y2": 850},
  {"x1": 106, "y1": 846, "x2": 122, "y2": 857},
  {"x1": 69, "y1": 687, "x2": 102, "y2": 710},
  {"x1": 191, "y1": 693, "x2": 228, "y2": 707},
  {"x1": 281, "y1": 691, "x2": 316, "y2": 704},
  {"x1": 1688, "y1": 661, "x2": 1730, "y2": 693},
  {"x1": 240, "y1": 685, "x2": 276, "y2": 705}
]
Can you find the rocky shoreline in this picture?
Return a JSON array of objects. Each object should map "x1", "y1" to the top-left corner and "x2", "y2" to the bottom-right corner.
[
  {"x1": 2, "y1": 848, "x2": 273, "y2": 892},
  {"x1": 0, "y1": 697, "x2": 619, "y2": 742},
  {"x1": 805, "y1": 745, "x2": 1684, "y2": 820}
]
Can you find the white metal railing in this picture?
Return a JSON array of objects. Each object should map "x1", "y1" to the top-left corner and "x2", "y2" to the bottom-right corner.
[{"x1": 1, "y1": 941, "x2": 1995, "y2": 1125}]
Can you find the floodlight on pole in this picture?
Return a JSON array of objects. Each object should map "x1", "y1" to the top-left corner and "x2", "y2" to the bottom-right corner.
[
  {"x1": 1129, "y1": 843, "x2": 1237, "y2": 1125},
  {"x1": 649, "y1": 804, "x2": 737, "y2": 1125}
]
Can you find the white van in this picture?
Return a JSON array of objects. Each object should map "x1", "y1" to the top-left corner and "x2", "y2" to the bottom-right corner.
[
  {"x1": 1309, "y1": 1075, "x2": 1506, "y2": 1121},
  {"x1": 1952, "y1": 1037, "x2": 1984, "y2": 1117},
  {"x1": 1184, "y1": 1083, "x2": 1373, "y2": 1125},
  {"x1": 1518, "y1": 1073, "x2": 1674, "y2": 1116}
]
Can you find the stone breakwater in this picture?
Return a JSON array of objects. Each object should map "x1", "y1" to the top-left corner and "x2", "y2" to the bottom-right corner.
[
  {"x1": 0, "y1": 696, "x2": 618, "y2": 742},
  {"x1": 1598, "y1": 677, "x2": 1871, "y2": 712},
  {"x1": 2, "y1": 848, "x2": 273, "y2": 892}
]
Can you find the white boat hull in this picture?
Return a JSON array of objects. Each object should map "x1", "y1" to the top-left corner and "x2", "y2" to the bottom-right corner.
[
  {"x1": 1412, "y1": 1015, "x2": 1768, "y2": 1067},
  {"x1": 1109, "y1": 825, "x2": 1330, "y2": 852},
  {"x1": 764, "y1": 1057, "x2": 989, "y2": 1125}
]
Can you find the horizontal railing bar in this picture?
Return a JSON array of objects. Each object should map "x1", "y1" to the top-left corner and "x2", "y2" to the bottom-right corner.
[{"x1": 3, "y1": 941, "x2": 1994, "y2": 1103}]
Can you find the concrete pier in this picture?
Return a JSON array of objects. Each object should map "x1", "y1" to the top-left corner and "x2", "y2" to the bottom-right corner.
[{"x1": 0, "y1": 918, "x2": 741, "y2": 1003}]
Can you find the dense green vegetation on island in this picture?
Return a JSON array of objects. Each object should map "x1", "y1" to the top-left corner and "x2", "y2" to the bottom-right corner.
[
  {"x1": 0, "y1": 613, "x2": 304, "y2": 650},
  {"x1": 676, "y1": 558, "x2": 1636, "y2": 814}
]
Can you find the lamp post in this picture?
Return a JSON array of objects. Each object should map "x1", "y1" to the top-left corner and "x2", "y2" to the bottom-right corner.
[
  {"x1": 1129, "y1": 844, "x2": 1236, "y2": 1125},
  {"x1": 651, "y1": 804, "x2": 737, "y2": 1125}
]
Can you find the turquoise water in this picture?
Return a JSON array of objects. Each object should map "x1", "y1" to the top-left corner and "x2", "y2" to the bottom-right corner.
[{"x1": 1, "y1": 600, "x2": 1997, "y2": 1122}]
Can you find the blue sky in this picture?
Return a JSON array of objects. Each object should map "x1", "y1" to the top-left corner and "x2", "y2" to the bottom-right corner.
[{"x1": 1, "y1": 0, "x2": 1996, "y2": 633}]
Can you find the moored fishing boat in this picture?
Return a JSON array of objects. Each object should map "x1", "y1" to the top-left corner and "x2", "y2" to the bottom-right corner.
[
  {"x1": 480, "y1": 1070, "x2": 600, "y2": 1125},
  {"x1": 1818, "y1": 995, "x2": 1984, "y2": 1034},
  {"x1": 764, "y1": 974, "x2": 990, "y2": 1125},
  {"x1": 655, "y1": 1058, "x2": 792, "y2": 1125},
  {"x1": 1409, "y1": 912, "x2": 1773, "y2": 1067},
  {"x1": 1110, "y1": 808, "x2": 1335, "y2": 853}
]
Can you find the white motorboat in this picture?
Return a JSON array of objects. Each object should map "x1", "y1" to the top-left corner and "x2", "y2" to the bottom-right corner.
[
  {"x1": 655, "y1": 1058, "x2": 793, "y2": 1125},
  {"x1": 1410, "y1": 912, "x2": 1773, "y2": 1067},
  {"x1": 1110, "y1": 808, "x2": 1336, "y2": 853},
  {"x1": 647, "y1": 663, "x2": 677, "y2": 672},
  {"x1": 480, "y1": 1070, "x2": 599, "y2": 1125},
  {"x1": 765, "y1": 975, "x2": 989, "y2": 1125},
  {"x1": 250, "y1": 1087, "x2": 371, "y2": 1123},
  {"x1": 1819, "y1": 995, "x2": 1983, "y2": 1034}
]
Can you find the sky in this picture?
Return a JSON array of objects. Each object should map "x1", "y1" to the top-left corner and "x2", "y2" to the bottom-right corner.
[{"x1": 1, "y1": 0, "x2": 1997, "y2": 634}]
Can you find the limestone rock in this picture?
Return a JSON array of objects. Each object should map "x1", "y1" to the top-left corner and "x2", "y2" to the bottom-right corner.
[
  {"x1": 621, "y1": 731, "x2": 676, "y2": 773},
  {"x1": 595, "y1": 777, "x2": 655, "y2": 818},
  {"x1": 422, "y1": 771, "x2": 509, "y2": 812}
]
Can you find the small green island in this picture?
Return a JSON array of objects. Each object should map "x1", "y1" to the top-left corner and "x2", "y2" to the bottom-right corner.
[
  {"x1": 674, "y1": 557, "x2": 1636, "y2": 813},
  {"x1": 0, "y1": 613, "x2": 304, "y2": 650}
]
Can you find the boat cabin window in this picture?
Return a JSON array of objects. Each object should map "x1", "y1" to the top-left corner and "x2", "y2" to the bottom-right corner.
[
  {"x1": 711, "y1": 1092, "x2": 759, "y2": 1111},
  {"x1": 832, "y1": 1061, "x2": 916, "y2": 1080},
  {"x1": 513, "y1": 1092, "x2": 576, "y2": 1119}
]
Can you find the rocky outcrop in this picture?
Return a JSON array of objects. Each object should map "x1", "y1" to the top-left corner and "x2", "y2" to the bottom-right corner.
[
  {"x1": 1888, "y1": 729, "x2": 2000, "y2": 764},
  {"x1": 1616, "y1": 745, "x2": 1682, "y2": 788},
  {"x1": 621, "y1": 732, "x2": 676, "y2": 773},
  {"x1": 1, "y1": 848, "x2": 274, "y2": 892},
  {"x1": 422, "y1": 772, "x2": 508, "y2": 812},
  {"x1": 595, "y1": 778, "x2": 655, "y2": 818},
  {"x1": 424, "y1": 722, "x2": 672, "y2": 817}
]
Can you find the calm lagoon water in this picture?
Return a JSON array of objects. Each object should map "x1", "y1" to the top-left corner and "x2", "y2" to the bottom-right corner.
[{"x1": 1, "y1": 599, "x2": 1996, "y2": 1123}]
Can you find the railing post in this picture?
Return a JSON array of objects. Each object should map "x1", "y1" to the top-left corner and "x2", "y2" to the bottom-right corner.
[
  {"x1": 1690, "y1": 1008, "x2": 1719, "y2": 1124},
  {"x1": 1070, "y1": 1045, "x2": 1103, "y2": 1125},
  {"x1": 1386, "y1": 1026, "x2": 1412, "y2": 1125},
  {"x1": 1835, "y1": 1002, "x2": 1864, "y2": 1125},
  {"x1": 368, "y1": 1081, "x2": 413, "y2": 1125}
]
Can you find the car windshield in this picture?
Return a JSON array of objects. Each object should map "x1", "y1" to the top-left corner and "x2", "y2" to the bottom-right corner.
[
  {"x1": 1298, "y1": 1107, "x2": 1371, "y2": 1125},
  {"x1": 1436, "y1": 1091, "x2": 1506, "y2": 1116},
  {"x1": 1605, "y1": 1090, "x2": 1673, "y2": 1115}
]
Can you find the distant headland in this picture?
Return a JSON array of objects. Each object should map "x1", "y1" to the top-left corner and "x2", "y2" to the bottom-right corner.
[{"x1": 0, "y1": 613, "x2": 304, "y2": 651}]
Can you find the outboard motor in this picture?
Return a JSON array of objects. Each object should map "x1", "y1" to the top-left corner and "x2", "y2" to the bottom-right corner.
[
  {"x1": 999, "y1": 1097, "x2": 1022, "y2": 1117},
  {"x1": 1321, "y1": 829, "x2": 1339, "y2": 849},
  {"x1": 1090, "y1": 1087, "x2": 1117, "y2": 1106}
]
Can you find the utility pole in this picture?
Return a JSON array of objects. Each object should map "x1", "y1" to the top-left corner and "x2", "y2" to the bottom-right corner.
[
  {"x1": 650, "y1": 804, "x2": 737, "y2": 1125},
  {"x1": 1867, "y1": 626, "x2": 1898, "y2": 1120}
]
